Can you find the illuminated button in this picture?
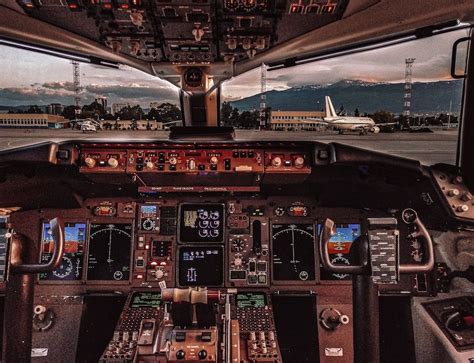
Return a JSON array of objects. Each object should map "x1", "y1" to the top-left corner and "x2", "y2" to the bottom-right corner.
[
  {"x1": 169, "y1": 157, "x2": 178, "y2": 165},
  {"x1": 258, "y1": 275, "x2": 267, "y2": 284},
  {"x1": 108, "y1": 158, "x2": 119, "y2": 168},
  {"x1": 210, "y1": 156, "x2": 219, "y2": 165},
  {"x1": 85, "y1": 157, "x2": 96, "y2": 168}
]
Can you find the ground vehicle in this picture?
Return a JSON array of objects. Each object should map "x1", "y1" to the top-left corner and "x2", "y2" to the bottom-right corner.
[
  {"x1": 0, "y1": 1, "x2": 473, "y2": 363},
  {"x1": 81, "y1": 121, "x2": 98, "y2": 133}
]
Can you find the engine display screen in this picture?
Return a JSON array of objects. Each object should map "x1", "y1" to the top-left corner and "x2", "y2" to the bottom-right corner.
[
  {"x1": 87, "y1": 223, "x2": 132, "y2": 281},
  {"x1": 272, "y1": 224, "x2": 316, "y2": 282},
  {"x1": 319, "y1": 223, "x2": 361, "y2": 280},
  {"x1": 179, "y1": 204, "x2": 224, "y2": 243},
  {"x1": 39, "y1": 222, "x2": 86, "y2": 281},
  {"x1": 236, "y1": 292, "x2": 267, "y2": 308},
  {"x1": 130, "y1": 292, "x2": 161, "y2": 309},
  {"x1": 178, "y1": 246, "x2": 223, "y2": 286}
]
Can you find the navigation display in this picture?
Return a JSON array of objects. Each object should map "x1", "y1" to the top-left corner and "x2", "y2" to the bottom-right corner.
[
  {"x1": 130, "y1": 292, "x2": 161, "y2": 309},
  {"x1": 236, "y1": 292, "x2": 267, "y2": 308},
  {"x1": 272, "y1": 224, "x2": 316, "y2": 282},
  {"x1": 179, "y1": 204, "x2": 224, "y2": 243},
  {"x1": 178, "y1": 246, "x2": 223, "y2": 286},
  {"x1": 319, "y1": 223, "x2": 361, "y2": 280},
  {"x1": 40, "y1": 222, "x2": 86, "y2": 281},
  {"x1": 87, "y1": 223, "x2": 132, "y2": 281}
]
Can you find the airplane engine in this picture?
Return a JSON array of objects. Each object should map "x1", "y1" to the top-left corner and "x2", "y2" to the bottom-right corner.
[{"x1": 370, "y1": 126, "x2": 380, "y2": 133}]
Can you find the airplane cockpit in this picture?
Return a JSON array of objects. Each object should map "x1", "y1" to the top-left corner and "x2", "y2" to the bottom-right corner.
[{"x1": 0, "y1": 0, "x2": 473, "y2": 362}]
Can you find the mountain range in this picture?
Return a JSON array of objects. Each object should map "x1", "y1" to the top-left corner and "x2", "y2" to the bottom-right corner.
[{"x1": 229, "y1": 80, "x2": 464, "y2": 115}]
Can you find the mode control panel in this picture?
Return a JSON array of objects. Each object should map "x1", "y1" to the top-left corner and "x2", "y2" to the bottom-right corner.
[
  {"x1": 127, "y1": 149, "x2": 264, "y2": 173},
  {"x1": 79, "y1": 146, "x2": 312, "y2": 176}
]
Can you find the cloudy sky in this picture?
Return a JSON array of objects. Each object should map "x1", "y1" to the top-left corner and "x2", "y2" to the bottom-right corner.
[{"x1": 0, "y1": 27, "x2": 469, "y2": 108}]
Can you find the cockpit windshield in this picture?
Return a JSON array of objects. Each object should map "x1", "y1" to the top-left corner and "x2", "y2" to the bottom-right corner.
[{"x1": 221, "y1": 27, "x2": 470, "y2": 165}]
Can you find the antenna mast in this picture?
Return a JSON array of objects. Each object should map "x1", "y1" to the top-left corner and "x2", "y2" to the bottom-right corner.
[
  {"x1": 259, "y1": 63, "x2": 267, "y2": 130},
  {"x1": 404, "y1": 58, "x2": 415, "y2": 117},
  {"x1": 72, "y1": 61, "x2": 81, "y2": 117}
]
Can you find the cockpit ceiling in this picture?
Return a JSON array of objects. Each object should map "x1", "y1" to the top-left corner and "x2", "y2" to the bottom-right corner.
[
  {"x1": 0, "y1": 0, "x2": 473, "y2": 81},
  {"x1": 8, "y1": 0, "x2": 347, "y2": 64}
]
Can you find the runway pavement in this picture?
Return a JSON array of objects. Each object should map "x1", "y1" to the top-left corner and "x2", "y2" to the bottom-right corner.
[{"x1": 0, "y1": 128, "x2": 458, "y2": 165}]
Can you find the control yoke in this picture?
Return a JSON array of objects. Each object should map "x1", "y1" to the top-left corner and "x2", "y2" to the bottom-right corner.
[
  {"x1": 319, "y1": 209, "x2": 435, "y2": 279},
  {"x1": 11, "y1": 217, "x2": 65, "y2": 274}
]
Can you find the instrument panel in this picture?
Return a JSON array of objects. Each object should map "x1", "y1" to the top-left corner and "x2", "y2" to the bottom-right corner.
[{"x1": 23, "y1": 196, "x2": 433, "y2": 297}]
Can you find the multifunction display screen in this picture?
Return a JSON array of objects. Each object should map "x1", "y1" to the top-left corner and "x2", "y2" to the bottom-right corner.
[
  {"x1": 179, "y1": 204, "x2": 224, "y2": 243},
  {"x1": 320, "y1": 223, "x2": 361, "y2": 280},
  {"x1": 236, "y1": 292, "x2": 267, "y2": 308},
  {"x1": 178, "y1": 246, "x2": 223, "y2": 286},
  {"x1": 130, "y1": 292, "x2": 161, "y2": 309},
  {"x1": 40, "y1": 222, "x2": 86, "y2": 281},
  {"x1": 87, "y1": 223, "x2": 132, "y2": 281},
  {"x1": 272, "y1": 224, "x2": 316, "y2": 282}
]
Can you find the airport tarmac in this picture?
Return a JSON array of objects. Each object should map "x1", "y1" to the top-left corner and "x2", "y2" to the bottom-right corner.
[{"x1": 0, "y1": 128, "x2": 458, "y2": 165}]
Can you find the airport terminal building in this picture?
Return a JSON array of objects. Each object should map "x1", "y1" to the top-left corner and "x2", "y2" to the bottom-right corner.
[
  {"x1": 0, "y1": 114, "x2": 69, "y2": 129},
  {"x1": 270, "y1": 110, "x2": 325, "y2": 131}
]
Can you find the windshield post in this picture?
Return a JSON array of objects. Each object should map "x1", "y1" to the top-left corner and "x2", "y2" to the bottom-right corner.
[{"x1": 460, "y1": 29, "x2": 474, "y2": 188}]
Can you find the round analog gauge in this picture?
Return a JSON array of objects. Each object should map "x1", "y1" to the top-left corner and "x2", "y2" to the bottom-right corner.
[
  {"x1": 232, "y1": 238, "x2": 245, "y2": 252},
  {"x1": 242, "y1": 0, "x2": 257, "y2": 11},
  {"x1": 331, "y1": 255, "x2": 350, "y2": 280},
  {"x1": 87, "y1": 223, "x2": 132, "y2": 281},
  {"x1": 52, "y1": 256, "x2": 74, "y2": 279},
  {"x1": 184, "y1": 67, "x2": 204, "y2": 88},
  {"x1": 224, "y1": 0, "x2": 239, "y2": 10},
  {"x1": 274, "y1": 207, "x2": 285, "y2": 217},
  {"x1": 272, "y1": 224, "x2": 315, "y2": 281},
  {"x1": 142, "y1": 218, "x2": 155, "y2": 231}
]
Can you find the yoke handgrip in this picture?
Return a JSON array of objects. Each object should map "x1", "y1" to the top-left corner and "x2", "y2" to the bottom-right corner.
[
  {"x1": 399, "y1": 213, "x2": 435, "y2": 273},
  {"x1": 319, "y1": 218, "x2": 367, "y2": 274},
  {"x1": 11, "y1": 217, "x2": 65, "y2": 274}
]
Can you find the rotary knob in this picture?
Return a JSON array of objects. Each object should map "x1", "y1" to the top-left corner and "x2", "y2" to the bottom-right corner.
[
  {"x1": 232, "y1": 239, "x2": 245, "y2": 252},
  {"x1": 108, "y1": 157, "x2": 119, "y2": 168},
  {"x1": 187, "y1": 159, "x2": 196, "y2": 170},
  {"x1": 456, "y1": 204, "x2": 469, "y2": 213},
  {"x1": 233, "y1": 257, "x2": 242, "y2": 266},
  {"x1": 169, "y1": 157, "x2": 178, "y2": 165},
  {"x1": 176, "y1": 350, "x2": 185, "y2": 360},
  {"x1": 210, "y1": 156, "x2": 219, "y2": 165},
  {"x1": 462, "y1": 192, "x2": 473, "y2": 202},
  {"x1": 198, "y1": 350, "x2": 207, "y2": 360},
  {"x1": 448, "y1": 188, "x2": 460, "y2": 197},
  {"x1": 293, "y1": 156, "x2": 305, "y2": 168},
  {"x1": 154, "y1": 268, "x2": 164, "y2": 279},
  {"x1": 85, "y1": 157, "x2": 96, "y2": 168},
  {"x1": 271, "y1": 156, "x2": 282, "y2": 168}
]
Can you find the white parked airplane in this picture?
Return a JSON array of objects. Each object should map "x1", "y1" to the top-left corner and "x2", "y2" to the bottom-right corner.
[{"x1": 317, "y1": 96, "x2": 395, "y2": 134}]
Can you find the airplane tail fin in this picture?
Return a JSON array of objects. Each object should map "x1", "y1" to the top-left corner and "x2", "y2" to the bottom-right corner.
[{"x1": 325, "y1": 96, "x2": 337, "y2": 118}]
